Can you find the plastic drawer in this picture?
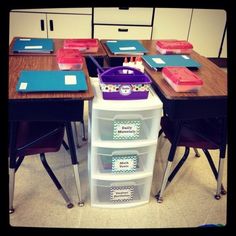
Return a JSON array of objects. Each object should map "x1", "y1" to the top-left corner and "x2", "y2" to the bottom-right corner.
[
  {"x1": 92, "y1": 109, "x2": 161, "y2": 141},
  {"x1": 91, "y1": 176, "x2": 152, "y2": 208},
  {"x1": 91, "y1": 143, "x2": 157, "y2": 176}
]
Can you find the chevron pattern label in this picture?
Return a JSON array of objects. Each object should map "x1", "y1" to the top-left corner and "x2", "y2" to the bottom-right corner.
[
  {"x1": 113, "y1": 119, "x2": 141, "y2": 140},
  {"x1": 112, "y1": 155, "x2": 137, "y2": 173},
  {"x1": 110, "y1": 186, "x2": 134, "y2": 202}
]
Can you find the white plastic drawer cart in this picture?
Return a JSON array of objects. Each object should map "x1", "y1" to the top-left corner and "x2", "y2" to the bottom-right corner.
[{"x1": 88, "y1": 78, "x2": 163, "y2": 208}]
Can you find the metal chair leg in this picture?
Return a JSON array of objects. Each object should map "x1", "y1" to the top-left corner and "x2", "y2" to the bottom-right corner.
[
  {"x1": 72, "y1": 122, "x2": 81, "y2": 148},
  {"x1": 80, "y1": 120, "x2": 87, "y2": 141},
  {"x1": 193, "y1": 148, "x2": 200, "y2": 157},
  {"x1": 40, "y1": 153, "x2": 74, "y2": 208}
]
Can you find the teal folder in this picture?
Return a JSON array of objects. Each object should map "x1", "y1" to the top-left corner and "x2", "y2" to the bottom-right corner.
[
  {"x1": 105, "y1": 40, "x2": 148, "y2": 55},
  {"x1": 12, "y1": 38, "x2": 54, "y2": 54},
  {"x1": 16, "y1": 70, "x2": 88, "y2": 92},
  {"x1": 142, "y1": 54, "x2": 201, "y2": 70}
]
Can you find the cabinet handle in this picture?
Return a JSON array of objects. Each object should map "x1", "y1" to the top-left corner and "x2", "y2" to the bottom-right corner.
[
  {"x1": 40, "y1": 20, "x2": 45, "y2": 31},
  {"x1": 118, "y1": 28, "x2": 128, "y2": 32},
  {"x1": 49, "y1": 20, "x2": 54, "y2": 31},
  {"x1": 119, "y1": 7, "x2": 129, "y2": 10}
]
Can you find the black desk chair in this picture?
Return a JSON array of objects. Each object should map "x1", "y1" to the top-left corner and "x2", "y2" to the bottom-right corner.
[
  {"x1": 155, "y1": 116, "x2": 227, "y2": 203},
  {"x1": 9, "y1": 121, "x2": 74, "y2": 214}
]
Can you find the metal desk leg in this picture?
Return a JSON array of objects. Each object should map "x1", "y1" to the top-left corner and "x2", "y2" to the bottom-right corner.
[
  {"x1": 65, "y1": 122, "x2": 84, "y2": 206},
  {"x1": 9, "y1": 121, "x2": 18, "y2": 214},
  {"x1": 215, "y1": 118, "x2": 227, "y2": 199},
  {"x1": 155, "y1": 121, "x2": 183, "y2": 203}
]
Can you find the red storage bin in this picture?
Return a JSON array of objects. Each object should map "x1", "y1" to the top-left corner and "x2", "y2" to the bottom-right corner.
[
  {"x1": 63, "y1": 39, "x2": 99, "y2": 53},
  {"x1": 56, "y1": 48, "x2": 83, "y2": 70},
  {"x1": 162, "y1": 66, "x2": 203, "y2": 92},
  {"x1": 156, "y1": 39, "x2": 193, "y2": 54}
]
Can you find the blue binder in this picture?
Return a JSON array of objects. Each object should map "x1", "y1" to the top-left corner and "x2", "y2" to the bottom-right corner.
[
  {"x1": 16, "y1": 70, "x2": 88, "y2": 92},
  {"x1": 12, "y1": 38, "x2": 54, "y2": 54},
  {"x1": 105, "y1": 40, "x2": 148, "y2": 55},
  {"x1": 142, "y1": 54, "x2": 201, "y2": 70}
]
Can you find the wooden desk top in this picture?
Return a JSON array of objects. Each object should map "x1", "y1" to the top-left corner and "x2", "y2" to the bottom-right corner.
[
  {"x1": 144, "y1": 51, "x2": 227, "y2": 100},
  {"x1": 101, "y1": 39, "x2": 227, "y2": 100},
  {"x1": 8, "y1": 55, "x2": 94, "y2": 100},
  {"x1": 9, "y1": 37, "x2": 107, "y2": 57}
]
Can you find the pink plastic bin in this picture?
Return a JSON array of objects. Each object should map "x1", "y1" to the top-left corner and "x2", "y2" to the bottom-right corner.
[
  {"x1": 162, "y1": 66, "x2": 203, "y2": 92},
  {"x1": 63, "y1": 39, "x2": 99, "y2": 53},
  {"x1": 156, "y1": 40, "x2": 193, "y2": 54},
  {"x1": 56, "y1": 48, "x2": 83, "y2": 70}
]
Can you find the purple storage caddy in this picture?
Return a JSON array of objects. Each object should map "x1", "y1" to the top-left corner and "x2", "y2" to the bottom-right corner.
[{"x1": 98, "y1": 66, "x2": 152, "y2": 100}]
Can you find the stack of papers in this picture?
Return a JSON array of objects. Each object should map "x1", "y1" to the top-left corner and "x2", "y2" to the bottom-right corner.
[
  {"x1": 105, "y1": 40, "x2": 148, "y2": 55},
  {"x1": 16, "y1": 70, "x2": 88, "y2": 92},
  {"x1": 12, "y1": 38, "x2": 54, "y2": 54}
]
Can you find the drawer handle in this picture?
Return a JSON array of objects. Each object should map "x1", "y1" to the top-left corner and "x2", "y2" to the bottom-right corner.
[
  {"x1": 119, "y1": 7, "x2": 129, "y2": 10},
  {"x1": 49, "y1": 20, "x2": 54, "y2": 31},
  {"x1": 40, "y1": 20, "x2": 45, "y2": 31},
  {"x1": 118, "y1": 28, "x2": 128, "y2": 32}
]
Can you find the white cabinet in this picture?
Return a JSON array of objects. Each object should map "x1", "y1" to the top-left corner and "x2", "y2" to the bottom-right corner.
[
  {"x1": 46, "y1": 14, "x2": 91, "y2": 39},
  {"x1": 9, "y1": 12, "x2": 47, "y2": 42},
  {"x1": 152, "y1": 8, "x2": 192, "y2": 40},
  {"x1": 188, "y1": 9, "x2": 226, "y2": 57},
  {"x1": 9, "y1": 8, "x2": 92, "y2": 43},
  {"x1": 93, "y1": 7, "x2": 154, "y2": 40},
  {"x1": 94, "y1": 7, "x2": 153, "y2": 25},
  {"x1": 88, "y1": 78, "x2": 162, "y2": 208},
  {"x1": 94, "y1": 25, "x2": 152, "y2": 40}
]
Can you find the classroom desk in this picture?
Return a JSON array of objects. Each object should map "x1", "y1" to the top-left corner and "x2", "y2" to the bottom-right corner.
[
  {"x1": 100, "y1": 39, "x2": 158, "y2": 66},
  {"x1": 101, "y1": 39, "x2": 228, "y2": 201},
  {"x1": 8, "y1": 55, "x2": 94, "y2": 212},
  {"x1": 9, "y1": 37, "x2": 107, "y2": 76}
]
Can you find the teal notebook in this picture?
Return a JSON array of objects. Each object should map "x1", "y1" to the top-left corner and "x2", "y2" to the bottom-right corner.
[
  {"x1": 105, "y1": 40, "x2": 148, "y2": 55},
  {"x1": 12, "y1": 38, "x2": 54, "y2": 54},
  {"x1": 142, "y1": 54, "x2": 201, "y2": 70},
  {"x1": 16, "y1": 70, "x2": 88, "y2": 92}
]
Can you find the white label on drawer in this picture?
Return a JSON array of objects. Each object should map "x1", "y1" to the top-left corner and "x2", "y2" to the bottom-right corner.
[
  {"x1": 152, "y1": 58, "x2": 165, "y2": 64},
  {"x1": 112, "y1": 155, "x2": 137, "y2": 173},
  {"x1": 20, "y1": 38, "x2": 31, "y2": 41},
  {"x1": 65, "y1": 75, "x2": 77, "y2": 85},
  {"x1": 181, "y1": 55, "x2": 190, "y2": 59},
  {"x1": 110, "y1": 186, "x2": 134, "y2": 202},
  {"x1": 113, "y1": 120, "x2": 141, "y2": 140},
  {"x1": 119, "y1": 46, "x2": 136, "y2": 51},
  {"x1": 24, "y1": 45, "x2": 43, "y2": 49}
]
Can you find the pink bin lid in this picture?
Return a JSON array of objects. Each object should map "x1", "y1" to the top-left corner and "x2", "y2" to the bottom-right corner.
[
  {"x1": 162, "y1": 66, "x2": 203, "y2": 85},
  {"x1": 56, "y1": 48, "x2": 83, "y2": 64},
  {"x1": 156, "y1": 40, "x2": 193, "y2": 50},
  {"x1": 63, "y1": 39, "x2": 99, "y2": 48}
]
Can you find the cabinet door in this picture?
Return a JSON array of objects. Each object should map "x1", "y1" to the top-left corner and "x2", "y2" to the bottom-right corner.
[
  {"x1": 9, "y1": 12, "x2": 47, "y2": 43},
  {"x1": 94, "y1": 25, "x2": 152, "y2": 40},
  {"x1": 188, "y1": 9, "x2": 226, "y2": 57},
  {"x1": 152, "y1": 8, "x2": 192, "y2": 40},
  {"x1": 47, "y1": 14, "x2": 92, "y2": 38}
]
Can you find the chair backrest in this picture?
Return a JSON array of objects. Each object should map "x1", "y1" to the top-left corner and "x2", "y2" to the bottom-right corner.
[
  {"x1": 160, "y1": 116, "x2": 226, "y2": 150},
  {"x1": 15, "y1": 121, "x2": 65, "y2": 157}
]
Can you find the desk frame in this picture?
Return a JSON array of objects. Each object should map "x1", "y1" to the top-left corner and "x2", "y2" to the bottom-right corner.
[{"x1": 8, "y1": 54, "x2": 94, "y2": 212}]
